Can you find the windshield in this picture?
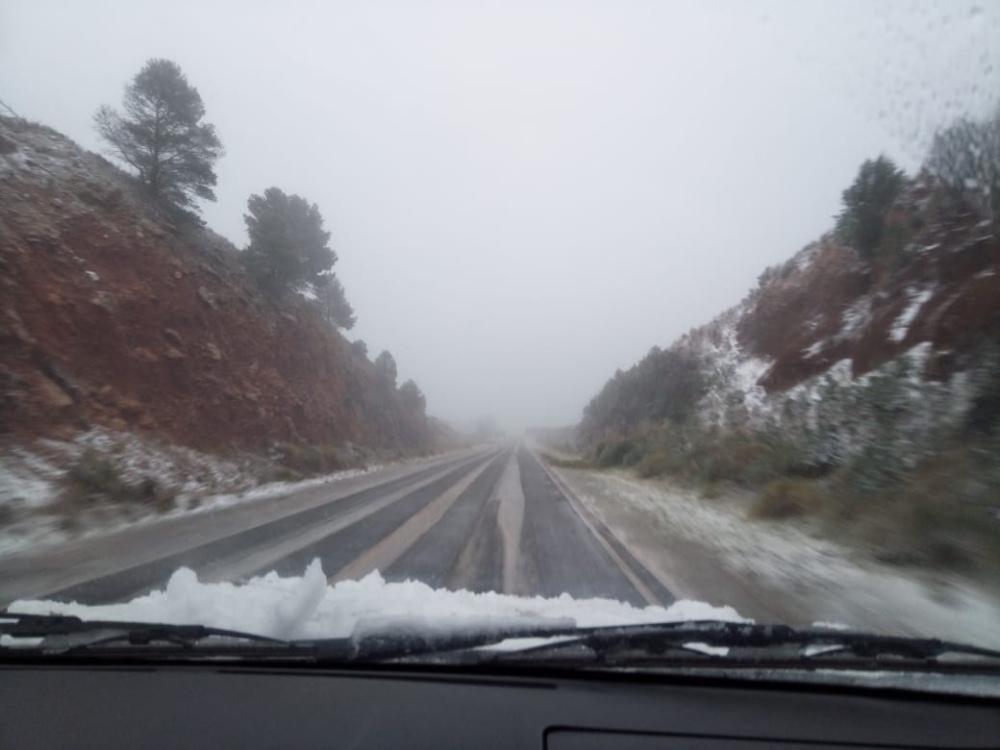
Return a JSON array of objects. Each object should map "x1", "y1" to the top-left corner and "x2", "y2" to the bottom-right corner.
[{"x1": 1, "y1": 0, "x2": 999, "y2": 690}]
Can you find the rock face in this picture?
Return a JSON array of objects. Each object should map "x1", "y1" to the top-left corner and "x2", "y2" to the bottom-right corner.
[
  {"x1": 0, "y1": 117, "x2": 426, "y2": 452},
  {"x1": 737, "y1": 178, "x2": 1000, "y2": 394}
]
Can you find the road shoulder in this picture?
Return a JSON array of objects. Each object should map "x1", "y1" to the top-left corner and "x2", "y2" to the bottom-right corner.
[{"x1": 546, "y1": 461, "x2": 1000, "y2": 649}]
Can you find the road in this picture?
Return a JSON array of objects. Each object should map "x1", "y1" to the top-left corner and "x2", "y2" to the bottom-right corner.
[{"x1": 0, "y1": 444, "x2": 675, "y2": 608}]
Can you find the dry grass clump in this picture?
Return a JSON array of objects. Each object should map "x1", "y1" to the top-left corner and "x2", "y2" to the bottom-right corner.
[
  {"x1": 540, "y1": 451, "x2": 593, "y2": 470},
  {"x1": 60, "y1": 451, "x2": 176, "y2": 513},
  {"x1": 750, "y1": 477, "x2": 829, "y2": 519}
]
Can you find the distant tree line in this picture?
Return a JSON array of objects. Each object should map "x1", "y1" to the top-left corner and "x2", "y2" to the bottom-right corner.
[{"x1": 581, "y1": 346, "x2": 706, "y2": 438}]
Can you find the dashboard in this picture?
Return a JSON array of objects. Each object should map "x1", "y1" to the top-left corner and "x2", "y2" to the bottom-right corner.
[{"x1": 3, "y1": 663, "x2": 998, "y2": 748}]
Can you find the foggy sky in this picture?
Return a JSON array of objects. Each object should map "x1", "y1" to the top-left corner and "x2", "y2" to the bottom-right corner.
[{"x1": 2, "y1": 1, "x2": 997, "y2": 432}]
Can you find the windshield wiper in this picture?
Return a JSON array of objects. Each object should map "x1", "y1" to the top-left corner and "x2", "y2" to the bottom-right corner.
[
  {"x1": 5, "y1": 613, "x2": 999, "y2": 673},
  {"x1": 475, "y1": 621, "x2": 1000, "y2": 671},
  {"x1": 0, "y1": 611, "x2": 302, "y2": 657},
  {"x1": 318, "y1": 620, "x2": 1000, "y2": 671},
  {"x1": 292, "y1": 619, "x2": 1000, "y2": 671}
]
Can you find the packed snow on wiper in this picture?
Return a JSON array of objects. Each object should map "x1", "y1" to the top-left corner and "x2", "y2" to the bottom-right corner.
[{"x1": 6, "y1": 559, "x2": 748, "y2": 642}]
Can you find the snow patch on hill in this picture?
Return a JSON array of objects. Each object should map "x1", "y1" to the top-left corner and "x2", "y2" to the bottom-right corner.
[{"x1": 890, "y1": 286, "x2": 936, "y2": 343}]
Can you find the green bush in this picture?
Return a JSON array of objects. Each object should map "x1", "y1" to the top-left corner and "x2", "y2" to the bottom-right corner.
[
  {"x1": 274, "y1": 442, "x2": 344, "y2": 476},
  {"x1": 602, "y1": 425, "x2": 803, "y2": 488},
  {"x1": 635, "y1": 450, "x2": 680, "y2": 478},
  {"x1": 686, "y1": 429, "x2": 802, "y2": 487},
  {"x1": 67, "y1": 453, "x2": 124, "y2": 497},
  {"x1": 540, "y1": 452, "x2": 593, "y2": 470},
  {"x1": 63, "y1": 452, "x2": 175, "y2": 512},
  {"x1": 595, "y1": 438, "x2": 639, "y2": 468}
]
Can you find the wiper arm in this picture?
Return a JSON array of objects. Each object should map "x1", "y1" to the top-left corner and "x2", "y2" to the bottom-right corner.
[
  {"x1": 0, "y1": 611, "x2": 565, "y2": 663},
  {"x1": 8, "y1": 612, "x2": 998, "y2": 671},
  {"x1": 1, "y1": 611, "x2": 288, "y2": 654}
]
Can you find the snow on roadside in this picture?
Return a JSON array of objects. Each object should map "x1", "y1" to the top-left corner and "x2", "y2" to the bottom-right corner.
[
  {"x1": 0, "y1": 429, "x2": 381, "y2": 557},
  {"x1": 5, "y1": 561, "x2": 747, "y2": 642},
  {"x1": 556, "y1": 468, "x2": 1000, "y2": 650}
]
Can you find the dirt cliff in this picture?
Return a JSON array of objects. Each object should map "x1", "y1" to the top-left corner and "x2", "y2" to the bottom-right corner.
[{"x1": 0, "y1": 116, "x2": 428, "y2": 454}]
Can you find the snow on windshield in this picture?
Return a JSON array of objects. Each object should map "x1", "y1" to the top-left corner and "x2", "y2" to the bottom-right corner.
[{"x1": 7, "y1": 559, "x2": 746, "y2": 642}]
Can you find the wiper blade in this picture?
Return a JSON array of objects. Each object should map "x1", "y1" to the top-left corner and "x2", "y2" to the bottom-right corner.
[
  {"x1": 0, "y1": 611, "x2": 289, "y2": 654},
  {"x1": 305, "y1": 622, "x2": 569, "y2": 663},
  {"x1": 295, "y1": 620, "x2": 1000, "y2": 667},
  {"x1": 483, "y1": 621, "x2": 1000, "y2": 668},
  {"x1": 7, "y1": 612, "x2": 998, "y2": 672}
]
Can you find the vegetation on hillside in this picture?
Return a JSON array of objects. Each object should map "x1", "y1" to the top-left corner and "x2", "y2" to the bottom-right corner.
[
  {"x1": 1, "y1": 58, "x2": 438, "y2": 466},
  {"x1": 926, "y1": 106, "x2": 1000, "y2": 227},
  {"x1": 241, "y1": 186, "x2": 354, "y2": 331},
  {"x1": 574, "y1": 110, "x2": 1000, "y2": 574}
]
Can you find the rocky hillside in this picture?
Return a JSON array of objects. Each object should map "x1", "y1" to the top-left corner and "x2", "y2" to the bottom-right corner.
[
  {"x1": 582, "y1": 173, "x2": 999, "y2": 446},
  {"x1": 0, "y1": 116, "x2": 433, "y2": 456},
  {"x1": 577, "y1": 165, "x2": 1000, "y2": 571}
]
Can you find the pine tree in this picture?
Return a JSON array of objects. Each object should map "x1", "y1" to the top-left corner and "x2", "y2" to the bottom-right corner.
[
  {"x1": 315, "y1": 274, "x2": 356, "y2": 330},
  {"x1": 399, "y1": 380, "x2": 426, "y2": 414},
  {"x1": 95, "y1": 59, "x2": 223, "y2": 209},
  {"x1": 243, "y1": 188, "x2": 338, "y2": 300},
  {"x1": 375, "y1": 351, "x2": 398, "y2": 388},
  {"x1": 834, "y1": 155, "x2": 905, "y2": 262}
]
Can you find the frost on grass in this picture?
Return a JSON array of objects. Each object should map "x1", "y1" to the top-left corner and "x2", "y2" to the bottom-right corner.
[
  {"x1": 686, "y1": 304, "x2": 773, "y2": 429},
  {"x1": 0, "y1": 428, "x2": 378, "y2": 557},
  {"x1": 7, "y1": 561, "x2": 747, "y2": 642},
  {"x1": 774, "y1": 343, "x2": 970, "y2": 469}
]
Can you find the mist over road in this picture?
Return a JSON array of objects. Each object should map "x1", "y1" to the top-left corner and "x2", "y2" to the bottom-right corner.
[{"x1": 0, "y1": 445, "x2": 674, "y2": 608}]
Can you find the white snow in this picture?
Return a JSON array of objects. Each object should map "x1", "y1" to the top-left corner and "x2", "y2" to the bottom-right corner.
[
  {"x1": 837, "y1": 296, "x2": 871, "y2": 341},
  {"x1": 802, "y1": 340, "x2": 825, "y2": 359},
  {"x1": 296, "y1": 284, "x2": 318, "y2": 302},
  {"x1": 889, "y1": 287, "x2": 934, "y2": 343},
  {"x1": 0, "y1": 449, "x2": 61, "y2": 509},
  {"x1": 792, "y1": 242, "x2": 820, "y2": 272},
  {"x1": 560, "y1": 470, "x2": 1000, "y2": 650},
  {"x1": 5, "y1": 561, "x2": 748, "y2": 642},
  {"x1": 690, "y1": 307, "x2": 772, "y2": 428}
]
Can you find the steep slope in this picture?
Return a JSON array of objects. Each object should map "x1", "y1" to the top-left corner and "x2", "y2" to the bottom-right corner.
[
  {"x1": 577, "y1": 173, "x2": 1000, "y2": 570},
  {"x1": 0, "y1": 116, "x2": 428, "y2": 454},
  {"x1": 583, "y1": 175, "x2": 1000, "y2": 445}
]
